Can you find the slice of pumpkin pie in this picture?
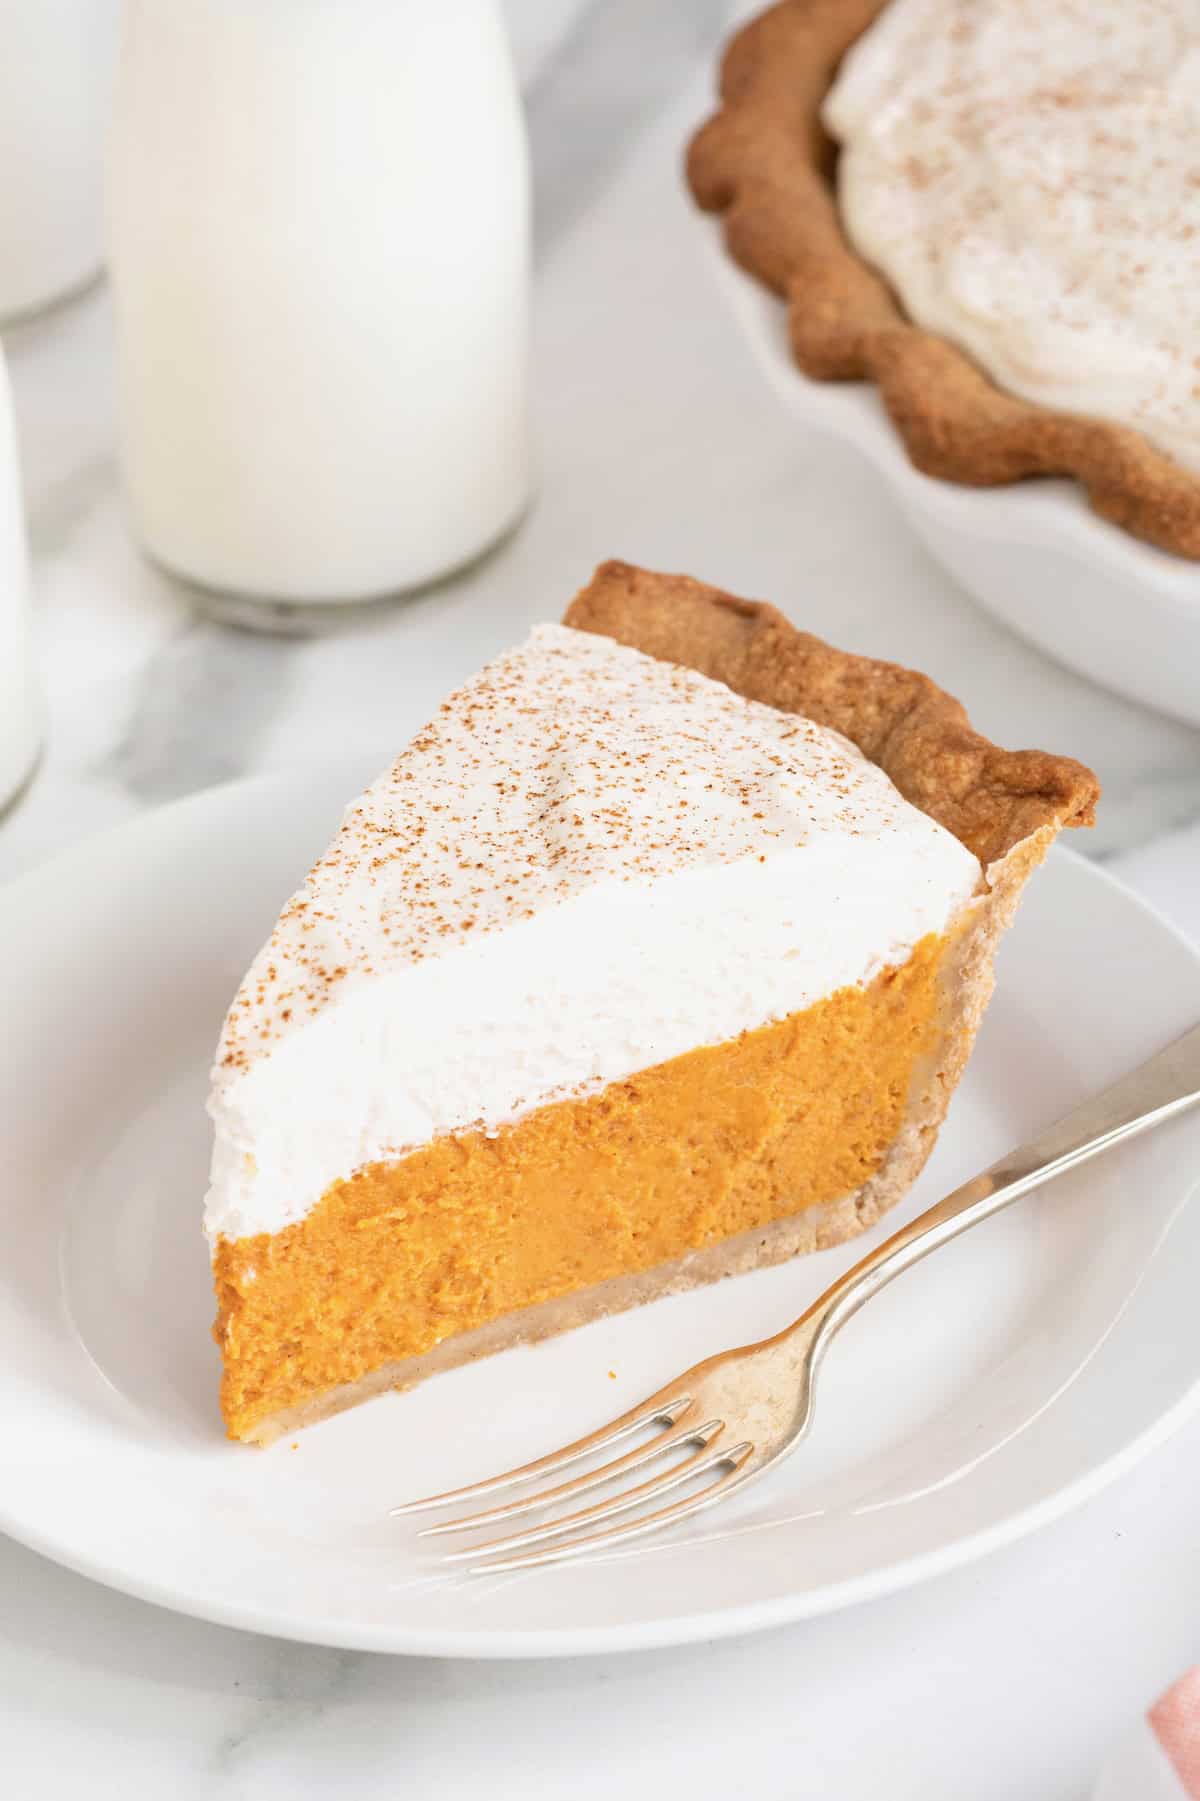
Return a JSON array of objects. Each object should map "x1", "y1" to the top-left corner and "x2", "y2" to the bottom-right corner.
[{"x1": 208, "y1": 561, "x2": 1098, "y2": 1443}]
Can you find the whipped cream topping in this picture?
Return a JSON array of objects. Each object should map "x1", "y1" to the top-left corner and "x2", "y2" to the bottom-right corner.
[
  {"x1": 825, "y1": 0, "x2": 1200, "y2": 471},
  {"x1": 205, "y1": 625, "x2": 980, "y2": 1244}
]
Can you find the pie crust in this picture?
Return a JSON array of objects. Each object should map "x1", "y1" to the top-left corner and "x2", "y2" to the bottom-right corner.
[
  {"x1": 686, "y1": 0, "x2": 1200, "y2": 558},
  {"x1": 566, "y1": 561, "x2": 1098, "y2": 864}
]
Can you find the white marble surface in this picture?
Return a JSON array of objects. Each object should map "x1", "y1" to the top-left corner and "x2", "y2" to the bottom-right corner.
[{"x1": 2, "y1": 5, "x2": 1199, "y2": 1796}]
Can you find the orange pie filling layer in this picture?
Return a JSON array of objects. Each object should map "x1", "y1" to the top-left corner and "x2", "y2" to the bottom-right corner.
[{"x1": 214, "y1": 931, "x2": 950, "y2": 1443}]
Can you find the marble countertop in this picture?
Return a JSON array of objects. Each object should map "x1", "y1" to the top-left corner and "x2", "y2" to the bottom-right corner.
[{"x1": 3, "y1": 4, "x2": 1199, "y2": 1796}]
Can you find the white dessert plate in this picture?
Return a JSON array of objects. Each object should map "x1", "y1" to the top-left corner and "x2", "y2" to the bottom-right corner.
[
  {"x1": 3, "y1": 755, "x2": 1200, "y2": 1658},
  {"x1": 702, "y1": 224, "x2": 1200, "y2": 730}
]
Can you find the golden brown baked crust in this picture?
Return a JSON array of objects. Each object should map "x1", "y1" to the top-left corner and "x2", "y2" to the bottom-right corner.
[
  {"x1": 565, "y1": 561, "x2": 1098, "y2": 867},
  {"x1": 686, "y1": 0, "x2": 1200, "y2": 559}
]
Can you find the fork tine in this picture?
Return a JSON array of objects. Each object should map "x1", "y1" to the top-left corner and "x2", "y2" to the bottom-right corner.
[
  {"x1": 417, "y1": 1416, "x2": 724, "y2": 1537},
  {"x1": 469, "y1": 1449, "x2": 758, "y2": 1573},
  {"x1": 439, "y1": 1438, "x2": 753, "y2": 1565},
  {"x1": 389, "y1": 1389, "x2": 694, "y2": 1517}
]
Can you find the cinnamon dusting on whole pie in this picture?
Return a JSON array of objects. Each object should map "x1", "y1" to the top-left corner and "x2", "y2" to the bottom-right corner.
[{"x1": 687, "y1": 0, "x2": 1200, "y2": 557}]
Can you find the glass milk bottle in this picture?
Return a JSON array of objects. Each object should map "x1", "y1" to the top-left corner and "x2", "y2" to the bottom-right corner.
[
  {"x1": 107, "y1": 0, "x2": 532, "y2": 629},
  {"x1": 0, "y1": 0, "x2": 120, "y2": 322},
  {"x1": 0, "y1": 345, "x2": 42, "y2": 813}
]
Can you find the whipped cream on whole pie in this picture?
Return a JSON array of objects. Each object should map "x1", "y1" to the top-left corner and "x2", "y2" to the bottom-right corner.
[
  {"x1": 205, "y1": 623, "x2": 980, "y2": 1245},
  {"x1": 824, "y1": 0, "x2": 1200, "y2": 471}
]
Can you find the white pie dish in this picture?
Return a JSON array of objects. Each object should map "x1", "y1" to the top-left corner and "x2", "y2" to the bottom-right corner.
[
  {"x1": 2, "y1": 754, "x2": 1200, "y2": 1656},
  {"x1": 703, "y1": 225, "x2": 1200, "y2": 730}
]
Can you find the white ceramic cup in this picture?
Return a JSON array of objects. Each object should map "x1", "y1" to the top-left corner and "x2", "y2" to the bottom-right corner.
[{"x1": 0, "y1": 345, "x2": 41, "y2": 813}]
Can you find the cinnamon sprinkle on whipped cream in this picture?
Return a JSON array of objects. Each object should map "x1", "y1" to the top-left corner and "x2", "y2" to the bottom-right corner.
[
  {"x1": 206, "y1": 626, "x2": 980, "y2": 1243},
  {"x1": 825, "y1": 0, "x2": 1200, "y2": 471}
]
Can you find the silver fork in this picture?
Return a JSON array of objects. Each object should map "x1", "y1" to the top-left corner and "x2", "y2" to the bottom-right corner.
[{"x1": 392, "y1": 1021, "x2": 1200, "y2": 1574}]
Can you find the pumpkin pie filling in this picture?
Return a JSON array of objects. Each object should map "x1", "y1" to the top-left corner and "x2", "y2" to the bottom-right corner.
[
  {"x1": 216, "y1": 934, "x2": 951, "y2": 1441},
  {"x1": 207, "y1": 562, "x2": 1098, "y2": 1444}
]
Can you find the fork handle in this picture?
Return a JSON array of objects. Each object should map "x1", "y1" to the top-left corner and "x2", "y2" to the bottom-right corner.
[{"x1": 785, "y1": 1019, "x2": 1200, "y2": 1362}]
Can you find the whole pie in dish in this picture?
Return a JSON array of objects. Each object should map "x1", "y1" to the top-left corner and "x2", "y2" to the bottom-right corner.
[
  {"x1": 208, "y1": 561, "x2": 1098, "y2": 1444},
  {"x1": 688, "y1": 0, "x2": 1200, "y2": 558}
]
